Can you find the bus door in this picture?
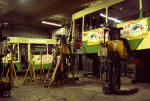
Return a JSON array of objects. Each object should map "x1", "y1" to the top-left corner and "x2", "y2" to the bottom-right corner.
[{"x1": 19, "y1": 44, "x2": 28, "y2": 70}]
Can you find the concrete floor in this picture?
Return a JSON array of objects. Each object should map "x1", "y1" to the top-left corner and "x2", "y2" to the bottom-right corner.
[{"x1": 1, "y1": 73, "x2": 150, "y2": 101}]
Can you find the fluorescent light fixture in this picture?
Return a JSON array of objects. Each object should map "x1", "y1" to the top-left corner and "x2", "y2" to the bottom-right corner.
[
  {"x1": 4, "y1": 22, "x2": 8, "y2": 25},
  {"x1": 41, "y1": 21, "x2": 62, "y2": 27},
  {"x1": 100, "y1": 13, "x2": 122, "y2": 23},
  {"x1": 19, "y1": 0, "x2": 27, "y2": 3},
  {"x1": 88, "y1": 0, "x2": 103, "y2": 7},
  {"x1": 100, "y1": 24, "x2": 104, "y2": 26}
]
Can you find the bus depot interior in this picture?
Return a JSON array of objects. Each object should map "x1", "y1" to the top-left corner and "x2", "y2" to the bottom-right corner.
[{"x1": 0, "y1": 0, "x2": 150, "y2": 100}]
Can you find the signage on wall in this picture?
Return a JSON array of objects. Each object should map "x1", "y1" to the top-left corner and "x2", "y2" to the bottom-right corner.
[{"x1": 117, "y1": 18, "x2": 149, "y2": 40}]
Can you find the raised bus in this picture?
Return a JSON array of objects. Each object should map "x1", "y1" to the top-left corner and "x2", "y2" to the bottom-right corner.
[
  {"x1": 71, "y1": 0, "x2": 150, "y2": 74},
  {"x1": 2, "y1": 37, "x2": 57, "y2": 72},
  {"x1": 72, "y1": 0, "x2": 150, "y2": 54}
]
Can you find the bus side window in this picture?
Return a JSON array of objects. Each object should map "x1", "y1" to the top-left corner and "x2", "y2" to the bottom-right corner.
[
  {"x1": 143, "y1": 0, "x2": 150, "y2": 17},
  {"x1": 75, "y1": 18, "x2": 82, "y2": 38},
  {"x1": 8, "y1": 44, "x2": 18, "y2": 61},
  {"x1": 13, "y1": 44, "x2": 18, "y2": 61},
  {"x1": 31, "y1": 44, "x2": 47, "y2": 55},
  {"x1": 84, "y1": 8, "x2": 105, "y2": 31}
]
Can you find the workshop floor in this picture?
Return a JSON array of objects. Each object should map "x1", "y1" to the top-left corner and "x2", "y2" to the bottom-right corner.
[{"x1": 0, "y1": 72, "x2": 150, "y2": 101}]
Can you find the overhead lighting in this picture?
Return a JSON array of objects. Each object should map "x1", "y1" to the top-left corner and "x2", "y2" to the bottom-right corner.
[
  {"x1": 100, "y1": 13, "x2": 122, "y2": 23},
  {"x1": 3, "y1": 22, "x2": 8, "y2": 25},
  {"x1": 100, "y1": 24, "x2": 104, "y2": 26},
  {"x1": 41, "y1": 21, "x2": 62, "y2": 27},
  {"x1": 88, "y1": 0, "x2": 103, "y2": 7},
  {"x1": 19, "y1": 0, "x2": 26, "y2": 3}
]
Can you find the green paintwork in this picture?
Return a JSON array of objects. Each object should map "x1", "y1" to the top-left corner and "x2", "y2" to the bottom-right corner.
[
  {"x1": 4, "y1": 62, "x2": 51, "y2": 72},
  {"x1": 81, "y1": 39, "x2": 144, "y2": 53},
  {"x1": 148, "y1": 17, "x2": 150, "y2": 30},
  {"x1": 33, "y1": 62, "x2": 51, "y2": 70},
  {"x1": 139, "y1": 9, "x2": 143, "y2": 19},
  {"x1": 3, "y1": 62, "x2": 21, "y2": 72},
  {"x1": 81, "y1": 41, "x2": 102, "y2": 53},
  {"x1": 14, "y1": 62, "x2": 21, "y2": 72},
  {"x1": 128, "y1": 39, "x2": 143, "y2": 50}
]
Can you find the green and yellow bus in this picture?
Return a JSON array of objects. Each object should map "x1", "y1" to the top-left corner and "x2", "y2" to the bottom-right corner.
[
  {"x1": 70, "y1": 0, "x2": 150, "y2": 76},
  {"x1": 2, "y1": 37, "x2": 57, "y2": 72},
  {"x1": 72, "y1": 0, "x2": 150, "y2": 54}
]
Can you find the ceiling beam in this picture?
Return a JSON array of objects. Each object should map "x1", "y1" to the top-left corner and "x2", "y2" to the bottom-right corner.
[
  {"x1": 0, "y1": 15, "x2": 26, "y2": 24},
  {"x1": 0, "y1": 0, "x2": 17, "y2": 16},
  {"x1": 0, "y1": 15, "x2": 53, "y2": 30},
  {"x1": 29, "y1": 0, "x2": 95, "y2": 22},
  {"x1": 0, "y1": 0, "x2": 8, "y2": 4}
]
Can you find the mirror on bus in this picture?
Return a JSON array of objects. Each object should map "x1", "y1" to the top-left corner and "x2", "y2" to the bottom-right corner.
[
  {"x1": 108, "y1": 0, "x2": 139, "y2": 26},
  {"x1": 84, "y1": 8, "x2": 105, "y2": 31}
]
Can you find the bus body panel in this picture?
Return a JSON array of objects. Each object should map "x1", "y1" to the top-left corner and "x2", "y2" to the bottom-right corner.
[
  {"x1": 2, "y1": 37, "x2": 56, "y2": 72},
  {"x1": 72, "y1": 0, "x2": 150, "y2": 54}
]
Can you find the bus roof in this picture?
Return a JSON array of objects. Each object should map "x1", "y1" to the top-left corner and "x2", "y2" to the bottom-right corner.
[
  {"x1": 72, "y1": 0, "x2": 125, "y2": 20},
  {"x1": 8, "y1": 37, "x2": 57, "y2": 44}
]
